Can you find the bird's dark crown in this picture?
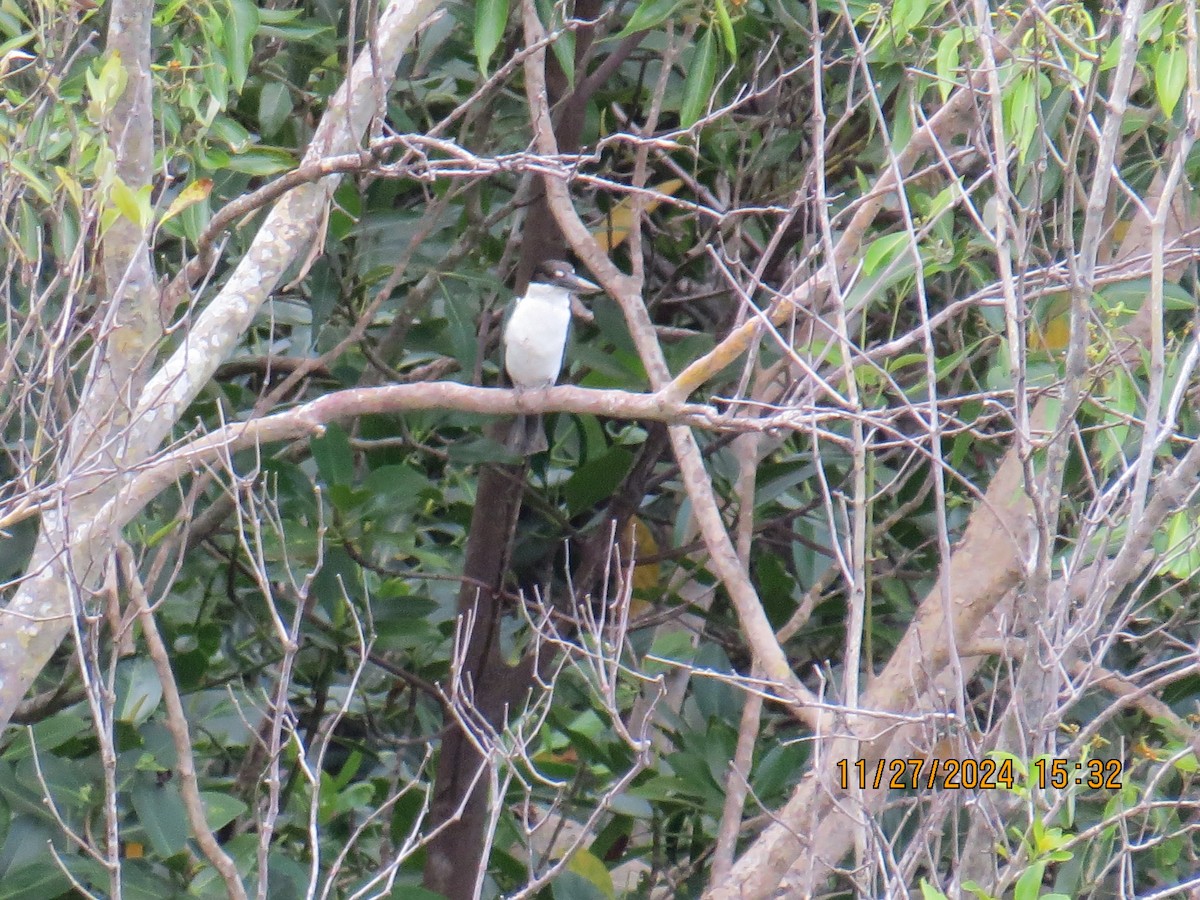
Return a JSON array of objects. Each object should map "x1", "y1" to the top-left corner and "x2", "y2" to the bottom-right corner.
[
  {"x1": 534, "y1": 259, "x2": 577, "y2": 281},
  {"x1": 531, "y1": 259, "x2": 600, "y2": 293}
]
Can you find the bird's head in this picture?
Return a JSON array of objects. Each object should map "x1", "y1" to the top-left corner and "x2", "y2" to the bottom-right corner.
[{"x1": 533, "y1": 259, "x2": 600, "y2": 294}]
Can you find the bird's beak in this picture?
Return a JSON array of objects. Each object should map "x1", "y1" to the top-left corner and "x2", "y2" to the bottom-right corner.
[{"x1": 561, "y1": 272, "x2": 600, "y2": 293}]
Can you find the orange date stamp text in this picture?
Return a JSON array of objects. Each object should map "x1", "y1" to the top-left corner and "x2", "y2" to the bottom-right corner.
[{"x1": 836, "y1": 756, "x2": 1126, "y2": 791}]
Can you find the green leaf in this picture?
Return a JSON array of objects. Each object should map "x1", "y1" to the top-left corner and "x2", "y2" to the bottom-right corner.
[
  {"x1": 362, "y1": 464, "x2": 434, "y2": 511},
  {"x1": 896, "y1": 0, "x2": 930, "y2": 36},
  {"x1": 29, "y1": 713, "x2": 91, "y2": 752},
  {"x1": 224, "y1": 0, "x2": 259, "y2": 92},
  {"x1": 202, "y1": 791, "x2": 249, "y2": 831},
  {"x1": 618, "y1": 0, "x2": 681, "y2": 38},
  {"x1": 224, "y1": 147, "x2": 296, "y2": 175},
  {"x1": 85, "y1": 50, "x2": 128, "y2": 121},
  {"x1": 14, "y1": 199, "x2": 41, "y2": 263},
  {"x1": 257, "y1": 5, "x2": 332, "y2": 39},
  {"x1": 0, "y1": 32, "x2": 34, "y2": 65},
  {"x1": 131, "y1": 778, "x2": 189, "y2": 857},
  {"x1": 1173, "y1": 751, "x2": 1198, "y2": 773},
  {"x1": 919, "y1": 880, "x2": 950, "y2": 900},
  {"x1": 200, "y1": 52, "x2": 230, "y2": 115},
  {"x1": 755, "y1": 552, "x2": 796, "y2": 627},
  {"x1": 1155, "y1": 45, "x2": 1187, "y2": 118},
  {"x1": 312, "y1": 425, "x2": 355, "y2": 488},
  {"x1": 1162, "y1": 510, "x2": 1200, "y2": 579},
  {"x1": 109, "y1": 177, "x2": 152, "y2": 229},
  {"x1": 260, "y1": 20, "x2": 332, "y2": 41},
  {"x1": 210, "y1": 115, "x2": 253, "y2": 151},
  {"x1": 714, "y1": 0, "x2": 736, "y2": 59},
  {"x1": 935, "y1": 27, "x2": 964, "y2": 102},
  {"x1": 0, "y1": 862, "x2": 71, "y2": 900},
  {"x1": 116, "y1": 658, "x2": 163, "y2": 725},
  {"x1": 889, "y1": 0, "x2": 914, "y2": 42},
  {"x1": 961, "y1": 879, "x2": 999, "y2": 899},
  {"x1": 331, "y1": 750, "x2": 364, "y2": 792},
  {"x1": 54, "y1": 165, "x2": 83, "y2": 210},
  {"x1": 257, "y1": 7, "x2": 299, "y2": 23},
  {"x1": 1013, "y1": 860, "x2": 1047, "y2": 900},
  {"x1": 475, "y1": 0, "x2": 509, "y2": 74},
  {"x1": 534, "y1": 0, "x2": 576, "y2": 85},
  {"x1": 752, "y1": 742, "x2": 805, "y2": 801},
  {"x1": 258, "y1": 81, "x2": 293, "y2": 139},
  {"x1": 1097, "y1": 277, "x2": 1195, "y2": 312},
  {"x1": 9, "y1": 158, "x2": 53, "y2": 205},
  {"x1": 1007, "y1": 70, "x2": 1039, "y2": 164},
  {"x1": 563, "y1": 448, "x2": 634, "y2": 514},
  {"x1": 862, "y1": 231, "x2": 910, "y2": 275},
  {"x1": 566, "y1": 848, "x2": 615, "y2": 899},
  {"x1": 644, "y1": 629, "x2": 696, "y2": 674},
  {"x1": 680, "y1": 28, "x2": 718, "y2": 129},
  {"x1": 1097, "y1": 367, "x2": 1135, "y2": 470}
]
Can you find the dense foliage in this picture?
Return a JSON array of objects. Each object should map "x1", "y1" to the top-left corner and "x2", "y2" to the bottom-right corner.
[{"x1": 2, "y1": 0, "x2": 1200, "y2": 897}]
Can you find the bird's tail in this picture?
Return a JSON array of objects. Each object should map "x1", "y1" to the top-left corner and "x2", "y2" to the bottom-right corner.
[{"x1": 506, "y1": 413, "x2": 548, "y2": 455}]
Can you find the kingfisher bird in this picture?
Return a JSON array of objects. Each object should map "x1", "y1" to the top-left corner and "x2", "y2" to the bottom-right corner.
[{"x1": 502, "y1": 259, "x2": 600, "y2": 454}]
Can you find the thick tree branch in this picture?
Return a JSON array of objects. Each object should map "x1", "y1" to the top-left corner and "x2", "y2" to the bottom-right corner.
[
  {"x1": 710, "y1": 58, "x2": 1200, "y2": 900},
  {"x1": 0, "y1": 0, "x2": 442, "y2": 734}
]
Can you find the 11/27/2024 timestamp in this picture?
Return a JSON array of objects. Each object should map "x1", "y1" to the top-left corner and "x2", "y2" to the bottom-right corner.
[{"x1": 836, "y1": 756, "x2": 1125, "y2": 791}]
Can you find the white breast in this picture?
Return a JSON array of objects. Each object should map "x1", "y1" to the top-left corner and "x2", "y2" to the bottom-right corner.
[{"x1": 503, "y1": 284, "x2": 572, "y2": 389}]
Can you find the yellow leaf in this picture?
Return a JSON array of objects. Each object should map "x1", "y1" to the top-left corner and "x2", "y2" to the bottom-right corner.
[
  {"x1": 1027, "y1": 292, "x2": 1071, "y2": 354},
  {"x1": 593, "y1": 179, "x2": 683, "y2": 251},
  {"x1": 54, "y1": 166, "x2": 83, "y2": 210},
  {"x1": 159, "y1": 177, "x2": 213, "y2": 227},
  {"x1": 1133, "y1": 737, "x2": 1166, "y2": 761},
  {"x1": 620, "y1": 515, "x2": 660, "y2": 617}
]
